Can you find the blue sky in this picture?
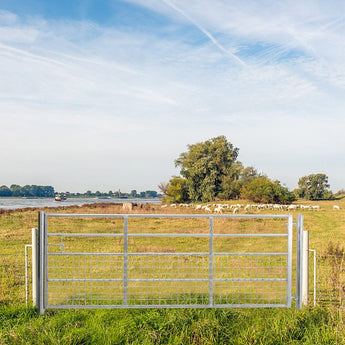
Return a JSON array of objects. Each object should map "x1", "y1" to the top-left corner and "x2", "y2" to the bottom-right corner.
[{"x1": 1, "y1": 0, "x2": 345, "y2": 193}]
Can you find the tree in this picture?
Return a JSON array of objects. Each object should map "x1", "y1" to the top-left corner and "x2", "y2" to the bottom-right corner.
[
  {"x1": 175, "y1": 136, "x2": 239, "y2": 202},
  {"x1": 145, "y1": 191, "x2": 157, "y2": 198},
  {"x1": 0, "y1": 185, "x2": 12, "y2": 197},
  {"x1": 158, "y1": 182, "x2": 168, "y2": 196},
  {"x1": 217, "y1": 161, "x2": 243, "y2": 200},
  {"x1": 241, "y1": 166, "x2": 260, "y2": 183},
  {"x1": 10, "y1": 184, "x2": 22, "y2": 197},
  {"x1": 241, "y1": 176, "x2": 295, "y2": 204},
  {"x1": 164, "y1": 177, "x2": 189, "y2": 204},
  {"x1": 296, "y1": 174, "x2": 333, "y2": 200}
]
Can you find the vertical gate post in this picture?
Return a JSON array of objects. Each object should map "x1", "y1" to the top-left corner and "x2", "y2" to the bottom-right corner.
[
  {"x1": 124, "y1": 216, "x2": 128, "y2": 306},
  {"x1": 296, "y1": 214, "x2": 308, "y2": 309},
  {"x1": 32, "y1": 228, "x2": 38, "y2": 308},
  {"x1": 287, "y1": 215, "x2": 293, "y2": 308},
  {"x1": 209, "y1": 217, "x2": 213, "y2": 307},
  {"x1": 38, "y1": 211, "x2": 46, "y2": 315},
  {"x1": 302, "y1": 230, "x2": 309, "y2": 306},
  {"x1": 296, "y1": 214, "x2": 303, "y2": 309}
]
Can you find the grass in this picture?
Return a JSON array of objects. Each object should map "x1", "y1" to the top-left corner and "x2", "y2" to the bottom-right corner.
[
  {"x1": 1, "y1": 200, "x2": 345, "y2": 343},
  {"x1": 0, "y1": 304, "x2": 344, "y2": 344}
]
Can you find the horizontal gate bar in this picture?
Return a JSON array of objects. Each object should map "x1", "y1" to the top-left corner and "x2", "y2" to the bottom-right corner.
[
  {"x1": 46, "y1": 213, "x2": 291, "y2": 219},
  {"x1": 48, "y1": 233, "x2": 288, "y2": 237},
  {"x1": 48, "y1": 233, "x2": 124, "y2": 237},
  {"x1": 47, "y1": 252, "x2": 288, "y2": 256},
  {"x1": 48, "y1": 278, "x2": 287, "y2": 282},
  {"x1": 47, "y1": 304, "x2": 288, "y2": 309}
]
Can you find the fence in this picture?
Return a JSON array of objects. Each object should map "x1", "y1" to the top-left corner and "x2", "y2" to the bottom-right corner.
[
  {"x1": 0, "y1": 253, "x2": 28, "y2": 304},
  {"x1": 33, "y1": 212, "x2": 300, "y2": 314},
  {"x1": 0, "y1": 215, "x2": 322, "y2": 307},
  {"x1": 310, "y1": 251, "x2": 345, "y2": 307}
]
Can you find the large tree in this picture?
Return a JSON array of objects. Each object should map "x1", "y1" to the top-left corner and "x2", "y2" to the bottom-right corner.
[
  {"x1": 175, "y1": 136, "x2": 239, "y2": 202},
  {"x1": 296, "y1": 173, "x2": 333, "y2": 200}
]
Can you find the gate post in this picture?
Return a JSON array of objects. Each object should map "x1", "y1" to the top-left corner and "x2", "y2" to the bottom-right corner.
[
  {"x1": 296, "y1": 214, "x2": 308, "y2": 309},
  {"x1": 32, "y1": 228, "x2": 38, "y2": 308},
  {"x1": 287, "y1": 215, "x2": 293, "y2": 308},
  {"x1": 302, "y1": 230, "x2": 309, "y2": 306},
  {"x1": 209, "y1": 217, "x2": 214, "y2": 307},
  {"x1": 38, "y1": 211, "x2": 46, "y2": 315}
]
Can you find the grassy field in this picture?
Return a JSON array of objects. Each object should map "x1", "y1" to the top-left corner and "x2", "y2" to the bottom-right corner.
[
  {"x1": 1, "y1": 199, "x2": 345, "y2": 344},
  {"x1": 1, "y1": 304, "x2": 344, "y2": 344}
]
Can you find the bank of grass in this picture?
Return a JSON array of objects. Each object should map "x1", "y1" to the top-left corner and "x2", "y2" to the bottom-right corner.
[
  {"x1": 2, "y1": 198, "x2": 345, "y2": 253},
  {"x1": 1, "y1": 304, "x2": 344, "y2": 344},
  {"x1": 1, "y1": 201, "x2": 345, "y2": 344}
]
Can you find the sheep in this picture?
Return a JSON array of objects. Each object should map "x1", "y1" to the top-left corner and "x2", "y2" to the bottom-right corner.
[
  {"x1": 300, "y1": 205, "x2": 310, "y2": 210},
  {"x1": 195, "y1": 205, "x2": 202, "y2": 210},
  {"x1": 233, "y1": 207, "x2": 239, "y2": 214},
  {"x1": 214, "y1": 206, "x2": 223, "y2": 214},
  {"x1": 161, "y1": 204, "x2": 168, "y2": 208},
  {"x1": 204, "y1": 206, "x2": 212, "y2": 213},
  {"x1": 123, "y1": 202, "x2": 133, "y2": 212},
  {"x1": 333, "y1": 205, "x2": 340, "y2": 210}
]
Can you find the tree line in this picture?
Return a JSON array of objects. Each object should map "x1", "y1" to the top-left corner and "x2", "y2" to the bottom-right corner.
[
  {"x1": 0, "y1": 185, "x2": 55, "y2": 197},
  {"x1": 0, "y1": 186, "x2": 159, "y2": 199},
  {"x1": 159, "y1": 136, "x2": 335, "y2": 204},
  {"x1": 67, "y1": 190, "x2": 158, "y2": 198}
]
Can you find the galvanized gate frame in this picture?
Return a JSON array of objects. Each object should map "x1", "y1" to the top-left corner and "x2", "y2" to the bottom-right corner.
[{"x1": 33, "y1": 212, "x2": 307, "y2": 314}]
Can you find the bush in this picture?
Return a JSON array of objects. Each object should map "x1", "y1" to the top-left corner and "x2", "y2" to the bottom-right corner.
[{"x1": 241, "y1": 176, "x2": 296, "y2": 204}]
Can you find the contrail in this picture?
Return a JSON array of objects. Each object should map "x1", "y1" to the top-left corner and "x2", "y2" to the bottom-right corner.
[
  {"x1": 0, "y1": 42, "x2": 66, "y2": 67},
  {"x1": 161, "y1": 0, "x2": 246, "y2": 66}
]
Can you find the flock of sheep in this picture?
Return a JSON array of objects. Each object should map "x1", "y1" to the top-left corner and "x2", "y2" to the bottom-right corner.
[{"x1": 161, "y1": 203, "x2": 341, "y2": 213}]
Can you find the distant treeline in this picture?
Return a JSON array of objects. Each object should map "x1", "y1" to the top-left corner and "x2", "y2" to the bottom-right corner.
[
  {"x1": 0, "y1": 185, "x2": 160, "y2": 199},
  {"x1": 0, "y1": 185, "x2": 55, "y2": 197},
  {"x1": 66, "y1": 190, "x2": 159, "y2": 198}
]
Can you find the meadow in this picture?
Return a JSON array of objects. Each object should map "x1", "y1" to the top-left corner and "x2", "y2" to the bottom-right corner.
[{"x1": 1, "y1": 199, "x2": 345, "y2": 344}]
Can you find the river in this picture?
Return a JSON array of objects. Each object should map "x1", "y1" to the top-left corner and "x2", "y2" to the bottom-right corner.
[{"x1": 0, "y1": 197, "x2": 161, "y2": 210}]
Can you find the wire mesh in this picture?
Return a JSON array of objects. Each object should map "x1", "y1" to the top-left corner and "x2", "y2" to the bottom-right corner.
[
  {"x1": 0, "y1": 254, "x2": 27, "y2": 304},
  {"x1": 44, "y1": 214, "x2": 292, "y2": 309},
  {"x1": 314, "y1": 254, "x2": 345, "y2": 307}
]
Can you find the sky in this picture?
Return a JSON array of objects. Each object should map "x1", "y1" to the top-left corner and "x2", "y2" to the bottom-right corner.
[{"x1": 0, "y1": 0, "x2": 345, "y2": 193}]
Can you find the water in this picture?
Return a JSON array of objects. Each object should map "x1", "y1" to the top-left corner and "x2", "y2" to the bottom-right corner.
[{"x1": 0, "y1": 197, "x2": 161, "y2": 210}]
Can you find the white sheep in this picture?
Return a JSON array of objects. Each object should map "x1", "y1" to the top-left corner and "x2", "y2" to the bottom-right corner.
[
  {"x1": 233, "y1": 207, "x2": 239, "y2": 214},
  {"x1": 214, "y1": 206, "x2": 223, "y2": 214},
  {"x1": 333, "y1": 205, "x2": 340, "y2": 210}
]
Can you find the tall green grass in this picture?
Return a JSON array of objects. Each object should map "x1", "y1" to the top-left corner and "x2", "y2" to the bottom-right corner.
[{"x1": 1, "y1": 304, "x2": 344, "y2": 344}]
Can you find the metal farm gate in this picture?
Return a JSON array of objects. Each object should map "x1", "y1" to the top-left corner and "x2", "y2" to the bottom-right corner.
[{"x1": 34, "y1": 212, "x2": 306, "y2": 313}]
